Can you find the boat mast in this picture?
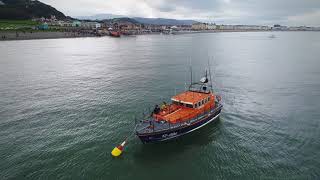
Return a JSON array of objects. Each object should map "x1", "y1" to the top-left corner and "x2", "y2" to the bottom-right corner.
[
  {"x1": 190, "y1": 66, "x2": 193, "y2": 86},
  {"x1": 208, "y1": 57, "x2": 214, "y2": 92},
  {"x1": 189, "y1": 57, "x2": 194, "y2": 98},
  {"x1": 189, "y1": 58, "x2": 193, "y2": 86}
]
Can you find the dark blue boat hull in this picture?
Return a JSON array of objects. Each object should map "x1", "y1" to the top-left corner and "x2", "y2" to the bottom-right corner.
[{"x1": 136, "y1": 106, "x2": 222, "y2": 143}]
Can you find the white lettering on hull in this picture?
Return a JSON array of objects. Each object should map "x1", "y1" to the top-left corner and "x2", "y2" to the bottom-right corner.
[{"x1": 159, "y1": 113, "x2": 220, "y2": 141}]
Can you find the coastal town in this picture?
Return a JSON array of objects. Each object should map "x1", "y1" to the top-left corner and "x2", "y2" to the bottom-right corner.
[
  {"x1": 1, "y1": 15, "x2": 320, "y2": 40},
  {"x1": 31, "y1": 15, "x2": 320, "y2": 32},
  {"x1": 0, "y1": 0, "x2": 320, "y2": 40},
  {"x1": 7, "y1": 15, "x2": 320, "y2": 32}
]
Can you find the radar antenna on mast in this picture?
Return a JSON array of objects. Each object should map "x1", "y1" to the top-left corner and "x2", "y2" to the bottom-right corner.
[{"x1": 200, "y1": 70, "x2": 209, "y2": 83}]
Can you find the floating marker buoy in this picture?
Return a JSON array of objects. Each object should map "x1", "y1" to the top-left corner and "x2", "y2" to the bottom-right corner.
[
  {"x1": 111, "y1": 125, "x2": 137, "y2": 157},
  {"x1": 111, "y1": 141, "x2": 126, "y2": 157}
]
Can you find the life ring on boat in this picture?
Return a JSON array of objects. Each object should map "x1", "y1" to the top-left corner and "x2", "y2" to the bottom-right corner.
[{"x1": 217, "y1": 95, "x2": 222, "y2": 102}]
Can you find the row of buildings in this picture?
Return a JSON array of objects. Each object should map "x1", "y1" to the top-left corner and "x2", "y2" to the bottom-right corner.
[
  {"x1": 32, "y1": 16, "x2": 320, "y2": 32},
  {"x1": 33, "y1": 17, "x2": 175, "y2": 32},
  {"x1": 191, "y1": 22, "x2": 320, "y2": 31},
  {"x1": 272, "y1": 24, "x2": 320, "y2": 31},
  {"x1": 191, "y1": 23, "x2": 270, "y2": 31}
]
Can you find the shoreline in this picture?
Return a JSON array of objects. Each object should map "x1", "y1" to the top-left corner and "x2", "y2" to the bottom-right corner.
[
  {"x1": 0, "y1": 31, "x2": 95, "y2": 41},
  {"x1": 0, "y1": 30, "x2": 318, "y2": 41}
]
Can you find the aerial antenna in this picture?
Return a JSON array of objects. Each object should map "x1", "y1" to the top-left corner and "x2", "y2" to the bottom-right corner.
[
  {"x1": 189, "y1": 57, "x2": 195, "y2": 98},
  {"x1": 189, "y1": 57, "x2": 193, "y2": 86},
  {"x1": 185, "y1": 60, "x2": 188, "y2": 91},
  {"x1": 208, "y1": 57, "x2": 214, "y2": 92}
]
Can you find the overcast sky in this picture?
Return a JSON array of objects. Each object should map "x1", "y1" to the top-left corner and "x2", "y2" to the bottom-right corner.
[{"x1": 41, "y1": 0, "x2": 320, "y2": 26}]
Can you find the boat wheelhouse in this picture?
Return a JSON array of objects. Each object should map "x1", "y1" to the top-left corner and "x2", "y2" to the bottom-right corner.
[{"x1": 135, "y1": 70, "x2": 223, "y2": 143}]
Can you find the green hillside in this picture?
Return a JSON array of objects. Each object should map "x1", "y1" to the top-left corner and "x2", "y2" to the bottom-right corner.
[{"x1": 0, "y1": 0, "x2": 67, "y2": 20}]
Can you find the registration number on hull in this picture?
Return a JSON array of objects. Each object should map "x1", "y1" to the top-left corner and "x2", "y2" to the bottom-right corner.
[{"x1": 162, "y1": 132, "x2": 178, "y2": 138}]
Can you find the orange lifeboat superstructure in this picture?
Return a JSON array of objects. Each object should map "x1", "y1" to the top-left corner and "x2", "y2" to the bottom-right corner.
[{"x1": 153, "y1": 91, "x2": 216, "y2": 124}]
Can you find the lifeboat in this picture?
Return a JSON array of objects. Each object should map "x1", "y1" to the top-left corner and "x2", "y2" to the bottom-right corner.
[{"x1": 135, "y1": 70, "x2": 223, "y2": 143}]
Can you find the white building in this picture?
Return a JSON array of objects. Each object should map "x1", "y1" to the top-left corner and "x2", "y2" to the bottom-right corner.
[
  {"x1": 170, "y1": 26, "x2": 178, "y2": 30},
  {"x1": 219, "y1": 25, "x2": 235, "y2": 30},
  {"x1": 207, "y1": 23, "x2": 217, "y2": 30},
  {"x1": 80, "y1": 22, "x2": 101, "y2": 29},
  {"x1": 95, "y1": 23, "x2": 101, "y2": 29},
  {"x1": 192, "y1": 23, "x2": 207, "y2": 30},
  {"x1": 233, "y1": 25, "x2": 270, "y2": 31}
]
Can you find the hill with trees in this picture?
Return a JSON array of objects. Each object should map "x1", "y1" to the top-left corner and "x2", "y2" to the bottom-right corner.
[{"x1": 0, "y1": 0, "x2": 67, "y2": 20}]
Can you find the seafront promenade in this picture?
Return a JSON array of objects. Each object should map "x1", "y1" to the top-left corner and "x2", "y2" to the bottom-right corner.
[
  {"x1": 0, "y1": 29, "x2": 272, "y2": 41},
  {"x1": 1, "y1": 28, "x2": 320, "y2": 41},
  {"x1": 0, "y1": 31, "x2": 96, "y2": 41}
]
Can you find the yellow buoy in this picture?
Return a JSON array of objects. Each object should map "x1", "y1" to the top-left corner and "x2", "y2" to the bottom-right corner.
[
  {"x1": 111, "y1": 141, "x2": 126, "y2": 157},
  {"x1": 111, "y1": 147, "x2": 122, "y2": 157}
]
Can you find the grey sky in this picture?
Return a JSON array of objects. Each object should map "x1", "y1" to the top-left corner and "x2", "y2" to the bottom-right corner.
[{"x1": 42, "y1": 0, "x2": 320, "y2": 26}]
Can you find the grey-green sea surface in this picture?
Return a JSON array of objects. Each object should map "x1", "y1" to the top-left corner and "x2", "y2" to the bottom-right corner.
[{"x1": 1, "y1": 32, "x2": 320, "y2": 179}]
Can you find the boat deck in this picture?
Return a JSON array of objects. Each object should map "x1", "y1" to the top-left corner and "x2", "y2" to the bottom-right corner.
[{"x1": 136, "y1": 103, "x2": 222, "y2": 134}]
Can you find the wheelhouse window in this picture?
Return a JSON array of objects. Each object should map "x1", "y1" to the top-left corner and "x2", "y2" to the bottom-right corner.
[
  {"x1": 198, "y1": 102, "x2": 201, "y2": 107},
  {"x1": 172, "y1": 100, "x2": 179, "y2": 105},
  {"x1": 186, "y1": 104, "x2": 193, "y2": 108}
]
